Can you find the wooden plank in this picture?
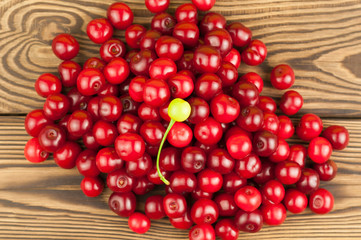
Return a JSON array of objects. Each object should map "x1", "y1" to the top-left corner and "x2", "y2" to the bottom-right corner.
[
  {"x1": 0, "y1": 116, "x2": 360, "y2": 239},
  {"x1": 0, "y1": 0, "x2": 361, "y2": 116}
]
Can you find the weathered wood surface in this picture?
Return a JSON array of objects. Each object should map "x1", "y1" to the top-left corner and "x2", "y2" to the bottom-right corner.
[{"x1": 1, "y1": 0, "x2": 361, "y2": 239}]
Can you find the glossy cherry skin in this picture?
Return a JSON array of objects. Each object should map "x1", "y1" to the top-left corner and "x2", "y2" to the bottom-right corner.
[
  {"x1": 216, "y1": 62, "x2": 238, "y2": 87},
  {"x1": 257, "y1": 96, "x2": 277, "y2": 113},
  {"x1": 253, "y1": 161, "x2": 275, "y2": 184},
  {"x1": 129, "y1": 76, "x2": 146, "y2": 102},
  {"x1": 240, "y1": 72, "x2": 263, "y2": 93},
  {"x1": 261, "y1": 112, "x2": 280, "y2": 135},
  {"x1": 125, "y1": 24, "x2": 146, "y2": 49},
  {"x1": 24, "y1": 138, "x2": 49, "y2": 163},
  {"x1": 163, "y1": 193, "x2": 187, "y2": 218},
  {"x1": 197, "y1": 169, "x2": 223, "y2": 193},
  {"x1": 98, "y1": 96, "x2": 122, "y2": 122},
  {"x1": 87, "y1": 18, "x2": 113, "y2": 44},
  {"x1": 38, "y1": 124, "x2": 66, "y2": 153},
  {"x1": 207, "y1": 148, "x2": 235, "y2": 174},
  {"x1": 133, "y1": 176, "x2": 155, "y2": 195},
  {"x1": 107, "y1": 2, "x2": 133, "y2": 30},
  {"x1": 103, "y1": 58, "x2": 129, "y2": 85},
  {"x1": 199, "y1": 12, "x2": 226, "y2": 34},
  {"x1": 35, "y1": 73, "x2": 62, "y2": 98},
  {"x1": 192, "y1": 188, "x2": 213, "y2": 200},
  {"x1": 129, "y1": 49, "x2": 156, "y2": 76},
  {"x1": 236, "y1": 106, "x2": 264, "y2": 132},
  {"x1": 144, "y1": 195, "x2": 165, "y2": 220},
  {"x1": 143, "y1": 79, "x2": 170, "y2": 108},
  {"x1": 168, "y1": 74, "x2": 194, "y2": 99},
  {"x1": 322, "y1": 125, "x2": 349, "y2": 150},
  {"x1": 232, "y1": 81, "x2": 259, "y2": 108},
  {"x1": 137, "y1": 103, "x2": 161, "y2": 121},
  {"x1": 175, "y1": 3, "x2": 198, "y2": 24},
  {"x1": 270, "y1": 64, "x2": 295, "y2": 89},
  {"x1": 253, "y1": 130, "x2": 279, "y2": 157},
  {"x1": 67, "y1": 110, "x2": 93, "y2": 138},
  {"x1": 126, "y1": 153, "x2": 152, "y2": 177},
  {"x1": 313, "y1": 160, "x2": 337, "y2": 181},
  {"x1": 261, "y1": 180, "x2": 285, "y2": 204},
  {"x1": 189, "y1": 223, "x2": 216, "y2": 240},
  {"x1": 145, "y1": 0, "x2": 169, "y2": 13},
  {"x1": 128, "y1": 212, "x2": 151, "y2": 234},
  {"x1": 177, "y1": 51, "x2": 195, "y2": 72},
  {"x1": 214, "y1": 193, "x2": 238, "y2": 217},
  {"x1": 66, "y1": 87, "x2": 90, "y2": 113},
  {"x1": 155, "y1": 36, "x2": 184, "y2": 61},
  {"x1": 283, "y1": 189, "x2": 308, "y2": 213},
  {"x1": 287, "y1": 144, "x2": 307, "y2": 168},
  {"x1": 235, "y1": 153, "x2": 261, "y2": 179},
  {"x1": 119, "y1": 95, "x2": 140, "y2": 115},
  {"x1": 83, "y1": 57, "x2": 106, "y2": 71},
  {"x1": 193, "y1": 45, "x2": 222, "y2": 74},
  {"x1": 278, "y1": 115, "x2": 295, "y2": 139},
  {"x1": 147, "y1": 165, "x2": 171, "y2": 185},
  {"x1": 194, "y1": 117, "x2": 223, "y2": 145},
  {"x1": 275, "y1": 161, "x2": 302, "y2": 185},
  {"x1": 223, "y1": 172, "x2": 247, "y2": 193},
  {"x1": 296, "y1": 113, "x2": 323, "y2": 141},
  {"x1": 296, "y1": 168, "x2": 320, "y2": 195},
  {"x1": 210, "y1": 94, "x2": 240, "y2": 123},
  {"x1": 100, "y1": 39, "x2": 126, "y2": 63},
  {"x1": 226, "y1": 22, "x2": 252, "y2": 48},
  {"x1": 280, "y1": 90, "x2": 303, "y2": 116},
  {"x1": 234, "y1": 209, "x2": 263, "y2": 233},
  {"x1": 169, "y1": 170, "x2": 197, "y2": 193},
  {"x1": 99, "y1": 82, "x2": 120, "y2": 97},
  {"x1": 226, "y1": 133, "x2": 252, "y2": 160},
  {"x1": 76, "y1": 149, "x2": 100, "y2": 177},
  {"x1": 181, "y1": 147, "x2": 207, "y2": 173},
  {"x1": 191, "y1": 198, "x2": 219, "y2": 225},
  {"x1": 139, "y1": 30, "x2": 161, "y2": 51},
  {"x1": 204, "y1": 28, "x2": 233, "y2": 57},
  {"x1": 149, "y1": 58, "x2": 177, "y2": 81},
  {"x1": 96, "y1": 147, "x2": 123, "y2": 173},
  {"x1": 77, "y1": 69, "x2": 106, "y2": 96},
  {"x1": 151, "y1": 12, "x2": 176, "y2": 35},
  {"x1": 262, "y1": 203, "x2": 286, "y2": 225},
  {"x1": 192, "y1": 0, "x2": 215, "y2": 11},
  {"x1": 160, "y1": 147, "x2": 182, "y2": 171},
  {"x1": 108, "y1": 191, "x2": 136, "y2": 217},
  {"x1": 80, "y1": 176, "x2": 104, "y2": 197},
  {"x1": 172, "y1": 22, "x2": 199, "y2": 48},
  {"x1": 43, "y1": 93, "x2": 70, "y2": 121},
  {"x1": 195, "y1": 73, "x2": 222, "y2": 101},
  {"x1": 107, "y1": 168, "x2": 134, "y2": 193},
  {"x1": 269, "y1": 138, "x2": 290, "y2": 162},
  {"x1": 308, "y1": 137, "x2": 333, "y2": 164},
  {"x1": 115, "y1": 133, "x2": 145, "y2": 161},
  {"x1": 234, "y1": 186, "x2": 262, "y2": 212},
  {"x1": 25, "y1": 110, "x2": 53, "y2": 137},
  {"x1": 92, "y1": 120, "x2": 118, "y2": 146},
  {"x1": 53, "y1": 141, "x2": 82, "y2": 169},
  {"x1": 224, "y1": 48, "x2": 241, "y2": 69},
  {"x1": 242, "y1": 39, "x2": 267, "y2": 66},
  {"x1": 139, "y1": 121, "x2": 165, "y2": 146},
  {"x1": 167, "y1": 122, "x2": 193, "y2": 148},
  {"x1": 170, "y1": 210, "x2": 193, "y2": 230},
  {"x1": 52, "y1": 33, "x2": 79, "y2": 60},
  {"x1": 309, "y1": 188, "x2": 334, "y2": 214}
]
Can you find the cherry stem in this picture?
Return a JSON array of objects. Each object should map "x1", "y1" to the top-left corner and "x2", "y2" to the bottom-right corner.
[{"x1": 156, "y1": 119, "x2": 176, "y2": 185}]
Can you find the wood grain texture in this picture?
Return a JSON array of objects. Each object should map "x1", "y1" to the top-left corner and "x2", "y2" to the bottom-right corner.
[
  {"x1": 0, "y1": 0, "x2": 361, "y2": 116},
  {"x1": 0, "y1": 116, "x2": 361, "y2": 239}
]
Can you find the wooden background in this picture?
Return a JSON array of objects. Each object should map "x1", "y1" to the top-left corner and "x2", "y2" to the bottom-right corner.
[{"x1": 1, "y1": 0, "x2": 361, "y2": 239}]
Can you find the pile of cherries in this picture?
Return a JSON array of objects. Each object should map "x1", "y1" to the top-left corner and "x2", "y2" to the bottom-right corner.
[{"x1": 23, "y1": 0, "x2": 350, "y2": 239}]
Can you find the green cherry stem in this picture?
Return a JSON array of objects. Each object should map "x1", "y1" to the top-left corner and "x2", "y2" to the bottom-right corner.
[{"x1": 156, "y1": 119, "x2": 175, "y2": 185}]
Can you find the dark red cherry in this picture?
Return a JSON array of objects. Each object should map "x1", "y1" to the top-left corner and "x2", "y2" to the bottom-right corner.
[
  {"x1": 53, "y1": 141, "x2": 82, "y2": 169},
  {"x1": 322, "y1": 125, "x2": 349, "y2": 150},
  {"x1": 25, "y1": 109, "x2": 53, "y2": 137},
  {"x1": 199, "y1": 12, "x2": 226, "y2": 35},
  {"x1": 38, "y1": 124, "x2": 66, "y2": 153},
  {"x1": 195, "y1": 73, "x2": 222, "y2": 101},
  {"x1": 125, "y1": 24, "x2": 146, "y2": 49},
  {"x1": 92, "y1": 120, "x2": 118, "y2": 146},
  {"x1": 108, "y1": 191, "x2": 136, "y2": 217},
  {"x1": 107, "y1": 168, "x2": 134, "y2": 193},
  {"x1": 232, "y1": 81, "x2": 259, "y2": 108},
  {"x1": 151, "y1": 12, "x2": 176, "y2": 35},
  {"x1": 207, "y1": 148, "x2": 235, "y2": 174},
  {"x1": 226, "y1": 22, "x2": 252, "y2": 48},
  {"x1": 43, "y1": 93, "x2": 70, "y2": 121},
  {"x1": 252, "y1": 130, "x2": 278, "y2": 157},
  {"x1": 193, "y1": 45, "x2": 222, "y2": 74}
]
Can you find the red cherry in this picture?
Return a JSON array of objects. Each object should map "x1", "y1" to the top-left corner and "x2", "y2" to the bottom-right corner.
[
  {"x1": 87, "y1": 18, "x2": 113, "y2": 44},
  {"x1": 278, "y1": 115, "x2": 295, "y2": 139},
  {"x1": 270, "y1": 64, "x2": 295, "y2": 89},
  {"x1": 287, "y1": 144, "x2": 307, "y2": 168},
  {"x1": 191, "y1": 198, "x2": 219, "y2": 225},
  {"x1": 155, "y1": 36, "x2": 184, "y2": 61},
  {"x1": 168, "y1": 122, "x2": 193, "y2": 148},
  {"x1": 275, "y1": 161, "x2": 302, "y2": 185},
  {"x1": 296, "y1": 168, "x2": 320, "y2": 195},
  {"x1": 170, "y1": 210, "x2": 193, "y2": 230},
  {"x1": 168, "y1": 74, "x2": 194, "y2": 99},
  {"x1": 261, "y1": 180, "x2": 285, "y2": 204},
  {"x1": 107, "y1": 2, "x2": 133, "y2": 30},
  {"x1": 107, "y1": 168, "x2": 134, "y2": 193},
  {"x1": 92, "y1": 120, "x2": 118, "y2": 146},
  {"x1": 181, "y1": 147, "x2": 207, "y2": 173},
  {"x1": 128, "y1": 212, "x2": 151, "y2": 234},
  {"x1": 200, "y1": 12, "x2": 226, "y2": 34},
  {"x1": 309, "y1": 188, "x2": 334, "y2": 214},
  {"x1": 283, "y1": 189, "x2": 308, "y2": 214},
  {"x1": 188, "y1": 97, "x2": 210, "y2": 124},
  {"x1": 115, "y1": 133, "x2": 145, "y2": 161},
  {"x1": 138, "y1": 103, "x2": 161, "y2": 121},
  {"x1": 35, "y1": 73, "x2": 62, "y2": 98},
  {"x1": 269, "y1": 138, "x2": 290, "y2": 162},
  {"x1": 252, "y1": 130, "x2": 279, "y2": 157},
  {"x1": 223, "y1": 172, "x2": 247, "y2": 194},
  {"x1": 234, "y1": 153, "x2": 261, "y2": 179},
  {"x1": 83, "y1": 57, "x2": 106, "y2": 71},
  {"x1": 133, "y1": 177, "x2": 155, "y2": 195},
  {"x1": 169, "y1": 170, "x2": 197, "y2": 193},
  {"x1": 192, "y1": 188, "x2": 213, "y2": 201},
  {"x1": 175, "y1": 3, "x2": 198, "y2": 24},
  {"x1": 108, "y1": 192, "x2": 136, "y2": 217},
  {"x1": 296, "y1": 113, "x2": 323, "y2": 141},
  {"x1": 240, "y1": 72, "x2": 263, "y2": 93},
  {"x1": 43, "y1": 93, "x2": 70, "y2": 121},
  {"x1": 257, "y1": 96, "x2": 277, "y2": 113},
  {"x1": 189, "y1": 223, "x2": 216, "y2": 240},
  {"x1": 149, "y1": 57, "x2": 177, "y2": 81},
  {"x1": 173, "y1": 22, "x2": 200, "y2": 48},
  {"x1": 130, "y1": 49, "x2": 157, "y2": 76},
  {"x1": 126, "y1": 153, "x2": 153, "y2": 177},
  {"x1": 224, "y1": 48, "x2": 241, "y2": 69},
  {"x1": 236, "y1": 106, "x2": 264, "y2": 132},
  {"x1": 204, "y1": 28, "x2": 233, "y2": 57},
  {"x1": 241, "y1": 39, "x2": 267, "y2": 66},
  {"x1": 103, "y1": 57, "x2": 129, "y2": 85},
  {"x1": 67, "y1": 110, "x2": 93, "y2": 138},
  {"x1": 313, "y1": 160, "x2": 338, "y2": 181},
  {"x1": 53, "y1": 141, "x2": 82, "y2": 169},
  {"x1": 210, "y1": 94, "x2": 240, "y2": 123},
  {"x1": 25, "y1": 109, "x2": 53, "y2": 137},
  {"x1": 322, "y1": 125, "x2": 349, "y2": 150},
  {"x1": 129, "y1": 76, "x2": 147, "y2": 102},
  {"x1": 207, "y1": 148, "x2": 235, "y2": 174},
  {"x1": 52, "y1": 33, "x2": 79, "y2": 60},
  {"x1": 232, "y1": 81, "x2": 259, "y2": 107},
  {"x1": 24, "y1": 138, "x2": 49, "y2": 163},
  {"x1": 234, "y1": 209, "x2": 263, "y2": 233},
  {"x1": 140, "y1": 30, "x2": 162, "y2": 51},
  {"x1": 214, "y1": 193, "x2": 238, "y2": 217},
  {"x1": 125, "y1": 24, "x2": 146, "y2": 49},
  {"x1": 76, "y1": 149, "x2": 99, "y2": 177},
  {"x1": 193, "y1": 45, "x2": 222, "y2": 74},
  {"x1": 216, "y1": 62, "x2": 238, "y2": 87},
  {"x1": 151, "y1": 12, "x2": 176, "y2": 35},
  {"x1": 96, "y1": 147, "x2": 123, "y2": 173},
  {"x1": 197, "y1": 169, "x2": 223, "y2": 193},
  {"x1": 234, "y1": 186, "x2": 262, "y2": 212},
  {"x1": 192, "y1": 0, "x2": 216, "y2": 11},
  {"x1": 77, "y1": 68, "x2": 106, "y2": 96},
  {"x1": 226, "y1": 133, "x2": 252, "y2": 160},
  {"x1": 145, "y1": 0, "x2": 169, "y2": 13},
  {"x1": 226, "y1": 22, "x2": 252, "y2": 48},
  {"x1": 163, "y1": 193, "x2": 187, "y2": 218},
  {"x1": 145, "y1": 195, "x2": 165, "y2": 220},
  {"x1": 80, "y1": 176, "x2": 104, "y2": 197},
  {"x1": 261, "y1": 203, "x2": 286, "y2": 225},
  {"x1": 195, "y1": 73, "x2": 222, "y2": 101},
  {"x1": 194, "y1": 117, "x2": 223, "y2": 145},
  {"x1": 253, "y1": 161, "x2": 275, "y2": 185},
  {"x1": 100, "y1": 39, "x2": 126, "y2": 63},
  {"x1": 280, "y1": 90, "x2": 303, "y2": 115},
  {"x1": 58, "y1": 61, "x2": 81, "y2": 88},
  {"x1": 38, "y1": 124, "x2": 66, "y2": 153},
  {"x1": 308, "y1": 137, "x2": 333, "y2": 164}
]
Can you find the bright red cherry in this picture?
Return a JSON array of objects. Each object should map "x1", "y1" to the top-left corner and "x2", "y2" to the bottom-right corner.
[
  {"x1": 80, "y1": 176, "x2": 104, "y2": 197},
  {"x1": 278, "y1": 115, "x2": 295, "y2": 139},
  {"x1": 169, "y1": 209, "x2": 193, "y2": 230},
  {"x1": 167, "y1": 122, "x2": 193, "y2": 148},
  {"x1": 76, "y1": 149, "x2": 100, "y2": 177},
  {"x1": 309, "y1": 188, "x2": 334, "y2": 214},
  {"x1": 210, "y1": 94, "x2": 240, "y2": 123},
  {"x1": 204, "y1": 28, "x2": 233, "y2": 57},
  {"x1": 283, "y1": 189, "x2": 308, "y2": 214},
  {"x1": 67, "y1": 110, "x2": 93, "y2": 138},
  {"x1": 173, "y1": 22, "x2": 200, "y2": 48},
  {"x1": 83, "y1": 57, "x2": 106, "y2": 71},
  {"x1": 25, "y1": 110, "x2": 53, "y2": 137},
  {"x1": 313, "y1": 160, "x2": 338, "y2": 181},
  {"x1": 139, "y1": 121, "x2": 165, "y2": 146},
  {"x1": 43, "y1": 93, "x2": 70, "y2": 121},
  {"x1": 108, "y1": 192, "x2": 136, "y2": 217},
  {"x1": 24, "y1": 138, "x2": 49, "y2": 163},
  {"x1": 155, "y1": 36, "x2": 184, "y2": 61},
  {"x1": 234, "y1": 153, "x2": 261, "y2": 179},
  {"x1": 145, "y1": 0, "x2": 169, "y2": 13},
  {"x1": 115, "y1": 133, "x2": 145, "y2": 162},
  {"x1": 296, "y1": 113, "x2": 323, "y2": 141},
  {"x1": 227, "y1": 22, "x2": 252, "y2": 48},
  {"x1": 193, "y1": 45, "x2": 222, "y2": 74},
  {"x1": 149, "y1": 57, "x2": 177, "y2": 81},
  {"x1": 322, "y1": 125, "x2": 349, "y2": 150},
  {"x1": 216, "y1": 62, "x2": 238, "y2": 87},
  {"x1": 287, "y1": 144, "x2": 307, "y2": 168},
  {"x1": 232, "y1": 80, "x2": 259, "y2": 107},
  {"x1": 261, "y1": 112, "x2": 280, "y2": 135},
  {"x1": 103, "y1": 58, "x2": 129, "y2": 85},
  {"x1": 143, "y1": 79, "x2": 170, "y2": 107},
  {"x1": 224, "y1": 48, "x2": 241, "y2": 69},
  {"x1": 92, "y1": 120, "x2": 118, "y2": 146},
  {"x1": 169, "y1": 171, "x2": 197, "y2": 193},
  {"x1": 214, "y1": 193, "x2": 238, "y2": 217},
  {"x1": 129, "y1": 76, "x2": 147, "y2": 102},
  {"x1": 197, "y1": 169, "x2": 223, "y2": 193},
  {"x1": 128, "y1": 212, "x2": 151, "y2": 234},
  {"x1": 234, "y1": 209, "x2": 263, "y2": 233},
  {"x1": 35, "y1": 73, "x2": 62, "y2": 98},
  {"x1": 200, "y1": 12, "x2": 226, "y2": 34},
  {"x1": 257, "y1": 96, "x2": 277, "y2": 113},
  {"x1": 137, "y1": 103, "x2": 161, "y2": 121},
  {"x1": 87, "y1": 18, "x2": 113, "y2": 44},
  {"x1": 234, "y1": 186, "x2": 262, "y2": 212},
  {"x1": 77, "y1": 68, "x2": 106, "y2": 96},
  {"x1": 98, "y1": 96, "x2": 122, "y2": 122},
  {"x1": 189, "y1": 224, "x2": 215, "y2": 240},
  {"x1": 140, "y1": 29, "x2": 162, "y2": 51},
  {"x1": 239, "y1": 72, "x2": 263, "y2": 93},
  {"x1": 151, "y1": 12, "x2": 176, "y2": 35},
  {"x1": 38, "y1": 124, "x2": 66, "y2": 153},
  {"x1": 53, "y1": 141, "x2": 82, "y2": 169},
  {"x1": 270, "y1": 64, "x2": 295, "y2": 90},
  {"x1": 125, "y1": 24, "x2": 147, "y2": 49},
  {"x1": 253, "y1": 130, "x2": 279, "y2": 157},
  {"x1": 280, "y1": 90, "x2": 303, "y2": 115},
  {"x1": 58, "y1": 61, "x2": 81, "y2": 88},
  {"x1": 145, "y1": 195, "x2": 165, "y2": 220},
  {"x1": 195, "y1": 73, "x2": 222, "y2": 101},
  {"x1": 296, "y1": 168, "x2": 320, "y2": 195},
  {"x1": 175, "y1": 3, "x2": 198, "y2": 24},
  {"x1": 226, "y1": 133, "x2": 252, "y2": 160},
  {"x1": 52, "y1": 33, "x2": 79, "y2": 60},
  {"x1": 242, "y1": 39, "x2": 267, "y2": 66},
  {"x1": 269, "y1": 138, "x2": 290, "y2": 162},
  {"x1": 192, "y1": 0, "x2": 216, "y2": 11},
  {"x1": 163, "y1": 193, "x2": 187, "y2": 218},
  {"x1": 168, "y1": 74, "x2": 194, "y2": 99},
  {"x1": 100, "y1": 39, "x2": 126, "y2": 63},
  {"x1": 96, "y1": 147, "x2": 123, "y2": 173},
  {"x1": 275, "y1": 161, "x2": 302, "y2": 185},
  {"x1": 207, "y1": 148, "x2": 235, "y2": 174},
  {"x1": 107, "y1": 2, "x2": 133, "y2": 30},
  {"x1": 308, "y1": 137, "x2": 333, "y2": 164},
  {"x1": 191, "y1": 198, "x2": 219, "y2": 225},
  {"x1": 261, "y1": 180, "x2": 285, "y2": 204},
  {"x1": 236, "y1": 106, "x2": 264, "y2": 132},
  {"x1": 261, "y1": 203, "x2": 286, "y2": 225},
  {"x1": 194, "y1": 117, "x2": 223, "y2": 145}
]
